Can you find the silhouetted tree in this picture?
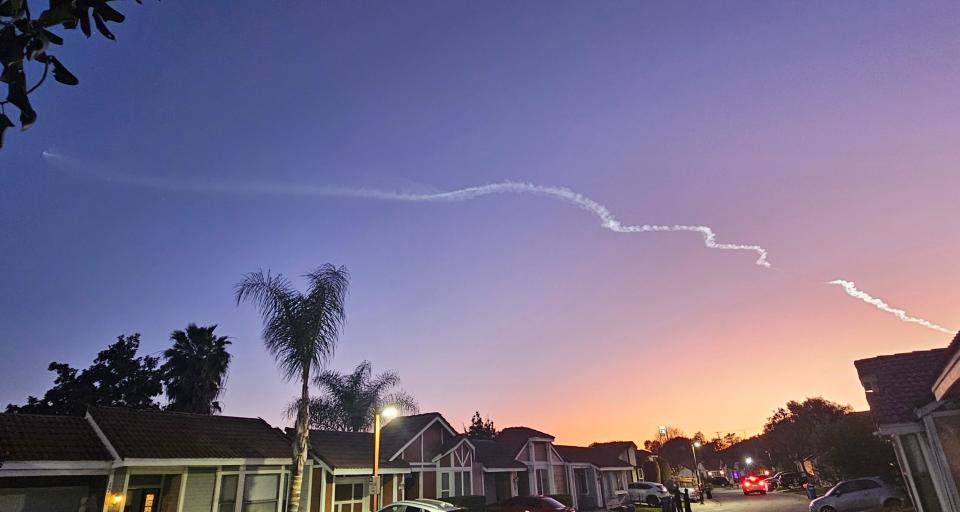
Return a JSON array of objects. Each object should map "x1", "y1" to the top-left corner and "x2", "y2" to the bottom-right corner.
[
  {"x1": 763, "y1": 397, "x2": 851, "y2": 468},
  {"x1": 5, "y1": 334, "x2": 162, "y2": 415},
  {"x1": 291, "y1": 360, "x2": 418, "y2": 432},
  {"x1": 0, "y1": 0, "x2": 150, "y2": 148},
  {"x1": 162, "y1": 324, "x2": 232, "y2": 414},
  {"x1": 466, "y1": 411, "x2": 497, "y2": 440},
  {"x1": 236, "y1": 265, "x2": 349, "y2": 512}
]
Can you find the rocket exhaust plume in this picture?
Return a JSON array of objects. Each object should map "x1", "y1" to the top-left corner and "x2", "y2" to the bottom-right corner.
[
  {"x1": 41, "y1": 151, "x2": 771, "y2": 267},
  {"x1": 828, "y1": 280, "x2": 954, "y2": 334}
]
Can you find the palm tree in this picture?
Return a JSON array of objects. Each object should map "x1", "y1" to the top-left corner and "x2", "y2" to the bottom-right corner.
[
  {"x1": 235, "y1": 264, "x2": 349, "y2": 512},
  {"x1": 161, "y1": 323, "x2": 232, "y2": 414},
  {"x1": 290, "y1": 361, "x2": 418, "y2": 432}
]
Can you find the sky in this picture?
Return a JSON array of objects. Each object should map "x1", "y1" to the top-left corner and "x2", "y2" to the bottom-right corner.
[{"x1": 1, "y1": 0, "x2": 959, "y2": 445}]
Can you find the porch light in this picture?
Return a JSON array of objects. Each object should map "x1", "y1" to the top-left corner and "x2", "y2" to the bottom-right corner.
[{"x1": 110, "y1": 493, "x2": 124, "y2": 505}]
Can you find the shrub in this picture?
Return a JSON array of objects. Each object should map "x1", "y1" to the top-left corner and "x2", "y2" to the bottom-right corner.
[{"x1": 446, "y1": 495, "x2": 487, "y2": 512}]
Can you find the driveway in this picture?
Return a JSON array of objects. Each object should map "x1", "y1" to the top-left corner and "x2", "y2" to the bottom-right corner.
[{"x1": 688, "y1": 487, "x2": 811, "y2": 512}]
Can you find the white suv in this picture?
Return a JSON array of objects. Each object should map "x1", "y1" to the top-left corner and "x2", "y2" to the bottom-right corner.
[
  {"x1": 625, "y1": 481, "x2": 671, "y2": 507},
  {"x1": 378, "y1": 499, "x2": 464, "y2": 512},
  {"x1": 809, "y1": 477, "x2": 905, "y2": 512}
]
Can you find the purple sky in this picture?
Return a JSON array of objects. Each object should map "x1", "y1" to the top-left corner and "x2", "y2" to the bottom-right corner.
[{"x1": 1, "y1": 0, "x2": 958, "y2": 444}]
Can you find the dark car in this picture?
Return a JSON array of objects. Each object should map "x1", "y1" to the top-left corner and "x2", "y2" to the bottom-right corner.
[
  {"x1": 501, "y1": 496, "x2": 575, "y2": 512},
  {"x1": 775, "y1": 472, "x2": 811, "y2": 489}
]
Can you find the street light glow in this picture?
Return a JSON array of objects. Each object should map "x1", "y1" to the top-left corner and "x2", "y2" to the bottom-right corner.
[
  {"x1": 693, "y1": 441, "x2": 701, "y2": 448},
  {"x1": 381, "y1": 405, "x2": 399, "y2": 419},
  {"x1": 745, "y1": 457, "x2": 754, "y2": 465}
]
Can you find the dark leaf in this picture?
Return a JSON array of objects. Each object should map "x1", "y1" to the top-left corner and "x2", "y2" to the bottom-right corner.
[
  {"x1": 49, "y1": 56, "x2": 78, "y2": 85},
  {"x1": 0, "y1": 113, "x2": 14, "y2": 149},
  {"x1": 94, "y1": 3, "x2": 124, "y2": 23},
  {"x1": 92, "y1": 12, "x2": 114, "y2": 40},
  {"x1": 78, "y1": 9, "x2": 91, "y2": 37},
  {"x1": 40, "y1": 28, "x2": 64, "y2": 45},
  {"x1": 37, "y1": 3, "x2": 77, "y2": 28},
  {"x1": 34, "y1": 52, "x2": 49, "y2": 64},
  {"x1": 62, "y1": 19, "x2": 78, "y2": 30}
]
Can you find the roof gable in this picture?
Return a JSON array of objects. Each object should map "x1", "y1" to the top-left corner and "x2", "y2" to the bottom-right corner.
[
  {"x1": 381, "y1": 412, "x2": 458, "y2": 460},
  {"x1": 554, "y1": 445, "x2": 630, "y2": 469}
]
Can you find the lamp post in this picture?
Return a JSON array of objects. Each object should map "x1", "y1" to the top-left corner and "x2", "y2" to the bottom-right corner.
[
  {"x1": 691, "y1": 442, "x2": 703, "y2": 504},
  {"x1": 744, "y1": 457, "x2": 753, "y2": 476},
  {"x1": 373, "y1": 406, "x2": 399, "y2": 512}
]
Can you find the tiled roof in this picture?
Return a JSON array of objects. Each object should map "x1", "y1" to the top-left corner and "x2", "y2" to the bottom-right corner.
[
  {"x1": 498, "y1": 427, "x2": 554, "y2": 441},
  {"x1": 472, "y1": 439, "x2": 526, "y2": 470},
  {"x1": 854, "y1": 348, "x2": 949, "y2": 425},
  {"x1": 0, "y1": 414, "x2": 112, "y2": 461},
  {"x1": 379, "y1": 413, "x2": 442, "y2": 459},
  {"x1": 304, "y1": 430, "x2": 409, "y2": 470},
  {"x1": 89, "y1": 406, "x2": 292, "y2": 460},
  {"x1": 554, "y1": 445, "x2": 631, "y2": 469}
]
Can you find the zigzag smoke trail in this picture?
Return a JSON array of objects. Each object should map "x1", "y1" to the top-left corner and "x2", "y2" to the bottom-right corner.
[
  {"x1": 43, "y1": 151, "x2": 956, "y2": 333},
  {"x1": 41, "y1": 151, "x2": 771, "y2": 267},
  {"x1": 828, "y1": 280, "x2": 953, "y2": 334}
]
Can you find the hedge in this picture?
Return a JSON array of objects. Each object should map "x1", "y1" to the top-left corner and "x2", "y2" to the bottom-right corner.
[{"x1": 445, "y1": 495, "x2": 487, "y2": 512}]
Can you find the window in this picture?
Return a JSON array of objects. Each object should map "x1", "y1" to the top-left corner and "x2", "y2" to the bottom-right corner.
[
  {"x1": 854, "y1": 479, "x2": 881, "y2": 490},
  {"x1": 628, "y1": 483, "x2": 650, "y2": 490},
  {"x1": 613, "y1": 473, "x2": 626, "y2": 492},
  {"x1": 333, "y1": 482, "x2": 365, "y2": 512},
  {"x1": 243, "y1": 474, "x2": 280, "y2": 512},
  {"x1": 440, "y1": 472, "x2": 452, "y2": 498},
  {"x1": 536, "y1": 469, "x2": 549, "y2": 495},
  {"x1": 219, "y1": 475, "x2": 239, "y2": 512},
  {"x1": 575, "y1": 469, "x2": 588, "y2": 495},
  {"x1": 831, "y1": 482, "x2": 858, "y2": 495},
  {"x1": 218, "y1": 472, "x2": 282, "y2": 512}
]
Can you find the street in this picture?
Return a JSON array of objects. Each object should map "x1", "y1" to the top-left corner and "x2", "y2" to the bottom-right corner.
[{"x1": 690, "y1": 487, "x2": 811, "y2": 512}]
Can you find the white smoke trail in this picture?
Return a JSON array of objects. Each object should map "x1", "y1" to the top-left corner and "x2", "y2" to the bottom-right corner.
[
  {"x1": 828, "y1": 280, "x2": 954, "y2": 334},
  {"x1": 41, "y1": 151, "x2": 772, "y2": 267}
]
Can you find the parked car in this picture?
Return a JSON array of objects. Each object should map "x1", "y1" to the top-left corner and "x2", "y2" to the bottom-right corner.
[
  {"x1": 379, "y1": 499, "x2": 465, "y2": 512},
  {"x1": 809, "y1": 477, "x2": 905, "y2": 512},
  {"x1": 707, "y1": 476, "x2": 730, "y2": 487},
  {"x1": 501, "y1": 496, "x2": 575, "y2": 512},
  {"x1": 741, "y1": 475, "x2": 768, "y2": 495},
  {"x1": 625, "y1": 481, "x2": 671, "y2": 507},
  {"x1": 774, "y1": 471, "x2": 812, "y2": 489}
]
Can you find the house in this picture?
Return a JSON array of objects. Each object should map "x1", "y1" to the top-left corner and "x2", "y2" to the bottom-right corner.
[
  {"x1": 304, "y1": 413, "x2": 477, "y2": 512},
  {"x1": 587, "y1": 442, "x2": 649, "y2": 483},
  {"x1": 554, "y1": 445, "x2": 633, "y2": 509},
  {"x1": 1, "y1": 407, "x2": 313, "y2": 512},
  {"x1": 472, "y1": 427, "x2": 572, "y2": 506},
  {"x1": 855, "y1": 332, "x2": 960, "y2": 512},
  {"x1": 658, "y1": 438, "x2": 722, "y2": 482}
]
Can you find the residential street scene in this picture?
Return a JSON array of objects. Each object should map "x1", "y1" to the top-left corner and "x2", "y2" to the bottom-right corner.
[{"x1": 2, "y1": 1, "x2": 959, "y2": 512}]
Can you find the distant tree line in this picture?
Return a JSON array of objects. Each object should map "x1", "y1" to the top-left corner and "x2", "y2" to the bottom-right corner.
[{"x1": 5, "y1": 323, "x2": 232, "y2": 415}]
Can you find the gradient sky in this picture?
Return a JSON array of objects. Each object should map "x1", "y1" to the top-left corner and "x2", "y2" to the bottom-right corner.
[{"x1": 2, "y1": 0, "x2": 959, "y2": 445}]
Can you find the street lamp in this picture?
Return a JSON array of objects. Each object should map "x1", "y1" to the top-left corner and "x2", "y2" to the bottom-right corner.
[
  {"x1": 373, "y1": 406, "x2": 399, "y2": 512},
  {"x1": 691, "y1": 442, "x2": 703, "y2": 504}
]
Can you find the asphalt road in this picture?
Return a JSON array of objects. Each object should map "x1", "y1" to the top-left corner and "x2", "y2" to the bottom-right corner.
[{"x1": 689, "y1": 487, "x2": 811, "y2": 512}]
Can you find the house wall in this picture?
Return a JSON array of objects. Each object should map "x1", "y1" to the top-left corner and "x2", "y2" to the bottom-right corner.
[
  {"x1": 932, "y1": 414, "x2": 960, "y2": 509},
  {"x1": 0, "y1": 475, "x2": 107, "y2": 512},
  {"x1": 422, "y1": 472, "x2": 437, "y2": 499},
  {"x1": 181, "y1": 468, "x2": 216, "y2": 512}
]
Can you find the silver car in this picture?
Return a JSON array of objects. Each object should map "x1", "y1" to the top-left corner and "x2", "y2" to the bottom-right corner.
[
  {"x1": 624, "y1": 481, "x2": 671, "y2": 507},
  {"x1": 809, "y1": 477, "x2": 905, "y2": 512}
]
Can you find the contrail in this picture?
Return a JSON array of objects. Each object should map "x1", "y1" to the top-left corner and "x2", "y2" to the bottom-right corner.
[
  {"x1": 41, "y1": 151, "x2": 771, "y2": 267},
  {"x1": 828, "y1": 280, "x2": 954, "y2": 334}
]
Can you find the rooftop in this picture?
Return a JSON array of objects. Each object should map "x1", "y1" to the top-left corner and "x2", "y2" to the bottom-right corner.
[
  {"x1": 0, "y1": 413, "x2": 112, "y2": 462},
  {"x1": 854, "y1": 348, "x2": 949, "y2": 425}
]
